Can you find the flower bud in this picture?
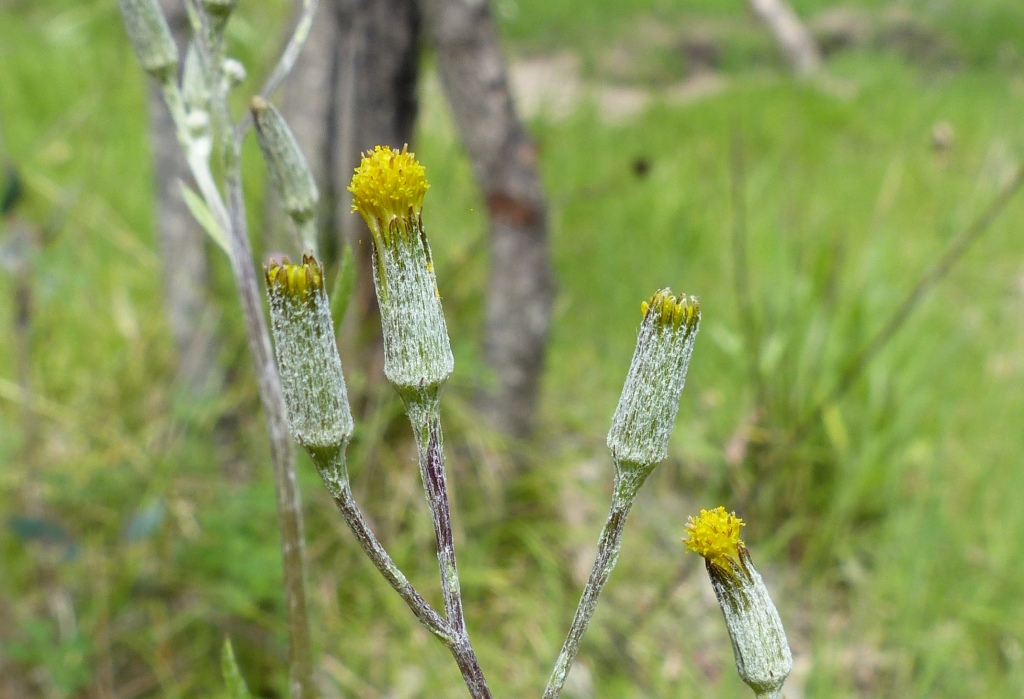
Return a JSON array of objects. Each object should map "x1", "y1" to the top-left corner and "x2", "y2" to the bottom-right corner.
[
  {"x1": 348, "y1": 145, "x2": 453, "y2": 395},
  {"x1": 685, "y1": 507, "x2": 792, "y2": 699},
  {"x1": 181, "y1": 42, "x2": 210, "y2": 112},
  {"x1": 251, "y1": 96, "x2": 320, "y2": 225},
  {"x1": 201, "y1": 0, "x2": 239, "y2": 17},
  {"x1": 117, "y1": 0, "x2": 179, "y2": 79},
  {"x1": 265, "y1": 255, "x2": 354, "y2": 451},
  {"x1": 607, "y1": 289, "x2": 700, "y2": 491},
  {"x1": 222, "y1": 58, "x2": 246, "y2": 88},
  {"x1": 200, "y1": 0, "x2": 238, "y2": 37}
]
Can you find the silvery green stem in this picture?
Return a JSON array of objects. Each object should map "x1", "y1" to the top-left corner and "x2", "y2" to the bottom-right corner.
[
  {"x1": 260, "y1": 0, "x2": 320, "y2": 99},
  {"x1": 223, "y1": 140, "x2": 316, "y2": 699},
  {"x1": 542, "y1": 477, "x2": 637, "y2": 699},
  {"x1": 162, "y1": 9, "x2": 316, "y2": 695},
  {"x1": 405, "y1": 391, "x2": 492, "y2": 699},
  {"x1": 309, "y1": 439, "x2": 490, "y2": 698},
  {"x1": 308, "y1": 444, "x2": 453, "y2": 644},
  {"x1": 234, "y1": 0, "x2": 321, "y2": 140},
  {"x1": 158, "y1": 78, "x2": 228, "y2": 231}
]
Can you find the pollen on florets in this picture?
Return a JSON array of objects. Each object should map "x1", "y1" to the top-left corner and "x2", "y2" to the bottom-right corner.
[
  {"x1": 684, "y1": 506, "x2": 745, "y2": 570},
  {"x1": 265, "y1": 255, "x2": 324, "y2": 301},
  {"x1": 641, "y1": 290, "x2": 700, "y2": 332},
  {"x1": 348, "y1": 145, "x2": 429, "y2": 228}
]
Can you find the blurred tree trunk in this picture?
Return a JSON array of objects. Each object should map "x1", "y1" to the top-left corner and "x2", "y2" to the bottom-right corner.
[
  {"x1": 275, "y1": 2, "x2": 339, "y2": 258},
  {"x1": 150, "y1": 0, "x2": 220, "y2": 393},
  {"x1": 422, "y1": 0, "x2": 555, "y2": 441},
  {"x1": 748, "y1": 0, "x2": 822, "y2": 76},
  {"x1": 339, "y1": 0, "x2": 423, "y2": 388}
]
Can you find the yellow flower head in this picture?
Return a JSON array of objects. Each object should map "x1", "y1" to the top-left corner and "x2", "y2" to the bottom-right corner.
[
  {"x1": 348, "y1": 144, "x2": 429, "y2": 227},
  {"x1": 641, "y1": 290, "x2": 700, "y2": 332},
  {"x1": 265, "y1": 254, "x2": 324, "y2": 301},
  {"x1": 684, "y1": 506, "x2": 745, "y2": 570}
]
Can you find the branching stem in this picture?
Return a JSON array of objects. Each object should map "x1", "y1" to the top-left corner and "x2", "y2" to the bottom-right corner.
[
  {"x1": 310, "y1": 445, "x2": 453, "y2": 642},
  {"x1": 234, "y1": 0, "x2": 320, "y2": 141},
  {"x1": 153, "y1": 11, "x2": 317, "y2": 695}
]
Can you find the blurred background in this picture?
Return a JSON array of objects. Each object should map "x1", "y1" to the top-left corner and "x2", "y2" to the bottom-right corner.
[{"x1": 3, "y1": 0, "x2": 1024, "y2": 696}]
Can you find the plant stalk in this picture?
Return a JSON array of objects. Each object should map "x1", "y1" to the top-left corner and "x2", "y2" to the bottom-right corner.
[
  {"x1": 310, "y1": 445, "x2": 453, "y2": 643},
  {"x1": 406, "y1": 391, "x2": 492, "y2": 699},
  {"x1": 543, "y1": 482, "x2": 636, "y2": 699},
  {"x1": 155, "y1": 50, "x2": 316, "y2": 699},
  {"x1": 223, "y1": 148, "x2": 315, "y2": 699}
]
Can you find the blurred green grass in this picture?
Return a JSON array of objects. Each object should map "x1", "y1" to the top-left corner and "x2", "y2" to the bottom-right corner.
[{"x1": 3, "y1": 0, "x2": 1024, "y2": 697}]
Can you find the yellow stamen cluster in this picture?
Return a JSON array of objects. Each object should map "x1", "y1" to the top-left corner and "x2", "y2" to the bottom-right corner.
[
  {"x1": 684, "y1": 506, "x2": 745, "y2": 569},
  {"x1": 641, "y1": 290, "x2": 700, "y2": 331},
  {"x1": 265, "y1": 254, "x2": 324, "y2": 300},
  {"x1": 348, "y1": 144, "x2": 429, "y2": 226}
]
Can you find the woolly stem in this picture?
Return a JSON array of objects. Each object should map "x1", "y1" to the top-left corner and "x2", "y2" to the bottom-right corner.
[
  {"x1": 405, "y1": 391, "x2": 492, "y2": 699},
  {"x1": 310, "y1": 445, "x2": 453, "y2": 643},
  {"x1": 543, "y1": 475, "x2": 640, "y2": 699}
]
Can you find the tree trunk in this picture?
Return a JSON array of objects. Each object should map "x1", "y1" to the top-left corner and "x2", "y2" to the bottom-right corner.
[
  {"x1": 421, "y1": 0, "x2": 554, "y2": 441},
  {"x1": 270, "y1": 0, "x2": 421, "y2": 401},
  {"x1": 335, "y1": 0, "x2": 423, "y2": 390},
  {"x1": 748, "y1": 0, "x2": 822, "y2": 76},
  {"x1": 150, "y1": 0, "x2": 220, "y2": 392}
]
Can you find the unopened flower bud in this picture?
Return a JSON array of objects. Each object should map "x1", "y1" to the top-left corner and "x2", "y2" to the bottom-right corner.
[
  {"x1": 265, "y1": 255, "x2": 353, "y2": 451},
  {"x1": 181, "y1": 43, "x2": 210, "y2": 112},
  {"x1": 607, "y1": 289, "x2": 699, "y2": 494},
  {"x1": 348, "y1": 145, "x2": 453, "y2": 395},
  {"x1": 200, "y1": 0, "x2": 238, "y2": 37},
  {"x1": 685, "y1": 507, "x2": 792, "y2": 699},
  {"x1": 117, "y1": 0, "x2": 179, "y2": 79},
  {"x1": 251, "y1": 96, "x2": 319, "y2": 225},
  {"x1": 222, "y1": 58, "x2": 246, "y2": 88},
  {"x1": 201, "y1": 0, "x2": 239, "y2": 18}
]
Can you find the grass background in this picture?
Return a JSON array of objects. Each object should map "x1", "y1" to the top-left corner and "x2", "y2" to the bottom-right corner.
[{"x1": 2, "y1": 0, "x2": 1024, "y2": 696}]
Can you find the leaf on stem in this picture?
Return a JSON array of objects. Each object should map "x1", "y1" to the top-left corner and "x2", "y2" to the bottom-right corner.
[
  {"x1": 221, "y1": 637, "x2": 254, "y2": 699},
  {"x1": 330, "y1": 243, "x2": 355, "y2": 331},
  {"x1": 179, "y1": 181, "x2": 229, "y2": 255}
]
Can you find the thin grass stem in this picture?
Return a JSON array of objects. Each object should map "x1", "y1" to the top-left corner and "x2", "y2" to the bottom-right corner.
[{"x1": 796, "y1": 163, "x2": 1024, "y2": 437}]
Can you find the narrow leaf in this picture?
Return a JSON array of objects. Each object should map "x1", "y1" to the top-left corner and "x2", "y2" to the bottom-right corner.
[
  {"x1": 330, "y1": 243, "x2": 355, "y2": 330},
  {"x1": 179, "y1": 181, "x2": 230, "y2": 255},
  {"x1": 221, "y1": 637, "x2": 254, "y2": 699}
]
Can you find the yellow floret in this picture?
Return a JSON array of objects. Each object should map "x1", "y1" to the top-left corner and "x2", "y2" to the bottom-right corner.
[
  {"x1": 265, "y1": 254, "x2": 324, "y2": 300},
  {"x1": 641, "y1": 289, "x2": 700, "y2": 330},
  {"x1": 348, "y1": 144, "x2": 429, "y2": 226},
  {"x1": 684, "y1": 506, "x2": 745, "y2": 569}
]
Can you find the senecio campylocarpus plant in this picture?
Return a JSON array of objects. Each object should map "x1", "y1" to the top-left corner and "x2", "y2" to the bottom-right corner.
[{"x1": 118, "y1": 1, "x2": 792, "y2": 697}]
